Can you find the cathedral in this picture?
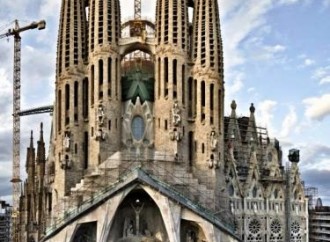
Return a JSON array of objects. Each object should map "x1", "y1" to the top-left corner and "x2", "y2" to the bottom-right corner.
[{"x1": 17, "y1": 0, "x2": 308, "y2": 241}]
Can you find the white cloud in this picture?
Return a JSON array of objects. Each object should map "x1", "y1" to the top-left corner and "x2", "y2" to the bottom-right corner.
[
  {"x1": 303, "y1": 58, "x2": 315, "y2": 66},
  {"x1": 303, "y1": 94, "x2": 330, "y2": 121},
  {"x1": 225, "y1": 72, "x2": 245, "y2": 101},
  {"x1": 255, "y1": 100, "x2": 277, "y2": 135},
  {"x1": 313, "y1": 65, "x2": 330, "y2": 85},
  {"x1": 279, "y1": 106, "x2": 298, "y2": 138}
]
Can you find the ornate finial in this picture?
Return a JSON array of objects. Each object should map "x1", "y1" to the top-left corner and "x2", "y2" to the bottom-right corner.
[
  {"x1": 250, "y1": 103, "x2": 255, "y2": 113},
  {"x1": 231, "y1": 100, "x2": 237, "y2": 110},
  {"x1": 40, "y1": 122, "x2": 43, "y2": 131}
]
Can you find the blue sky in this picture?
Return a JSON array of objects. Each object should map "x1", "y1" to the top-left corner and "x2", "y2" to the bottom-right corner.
[{"x1": 0, "y1": 0, "x2": 329, "y2": 205}]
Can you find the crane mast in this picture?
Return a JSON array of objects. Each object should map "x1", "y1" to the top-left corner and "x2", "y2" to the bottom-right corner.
[{"x1": 0, "y1": 19, "x2": 46, "y2": 242}]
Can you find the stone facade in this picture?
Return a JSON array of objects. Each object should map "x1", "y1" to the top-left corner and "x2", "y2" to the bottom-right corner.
[{"x1": 17, "y1": 0, "x2": 308, "y2": 241}]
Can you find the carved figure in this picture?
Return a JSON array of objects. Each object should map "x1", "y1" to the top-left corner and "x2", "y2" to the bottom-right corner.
[
  {"x1": 63, "y1": 133, "x2": 70, "y2": 149},
  {"x1": 125, "y1": 220, "x2": 134, "y2": 237},
  {"x1": 172, "y1": 101, "x2": 181, "y2": 126},
  {"x1": 97, "y1": 105, "x2": 105, "y2": 125},
  {"x1": 186, "y1": 230, "x2": 197, "y2": 242},
  {"x1": 96, "y1": 129, "x2": 106, "y2": 141},
  {"x1": 210, "y1": 130, "x2": 218, "y2": 151}
]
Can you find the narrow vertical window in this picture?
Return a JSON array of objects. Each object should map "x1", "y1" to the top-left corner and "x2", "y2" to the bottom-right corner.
[
  {"x1": 108, "y1": 57, "x2": 112, "y2": 97},
  {"x1": 65, "y1": 84, "x2": 70, "y2": 111},
  {"x1": 82, "y1": 78, "x2": 89, "y2": 119},
  {"x1": 65, "y1": 84, "x2": 70, "y2": 125},
  {"x1": 91, "y1": 65, "x2": 95, "y2": 105},
  {"x1": 158, "y1": 58, "x2": 161, "y2": 98},
  {"x1": 58, "y1": 90, "x2": 62, "y2": 132},
  {"x1": 188, "y1": 131, "x2": 194, "y2": 166},
  {"x1": 201, "y1": 81, "x2": 205, "y2": 122},
  {"x1": 74, "y1": 81, "x2": 79, "y2": 122},
  {"x1": 194, "y1": 79, "x2": 197, "y2": 117},
  {"x1": 74, "y1": 81, "x2": 78, "y2": 107},
  {"x1": 115, "y1": 58, "x2": 118, "y2": 97},
  {"x1": 164, "y1": 57, "x2": 169, "y2": 97},
  {"x1": 188, "y1": 77, "x2": 193, "y2": 118},
  {"x1": 182, "y1": 65, "x2": 185, "y2": 105},
  {"x1": 99, "y1": 59, "x2": 103, "y2": 99},
  {"x1": 210, "y1": 84, "x2": 214, "y2": 124},
  {"x1": 84, "y1": 132, "x2": 88, "y2": 169},
  {"x1": 173, "y1": 59, "x2": 177, "y2": 99}
]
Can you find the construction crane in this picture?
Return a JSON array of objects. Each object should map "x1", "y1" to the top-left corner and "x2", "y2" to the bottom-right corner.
[{"x1": 0, "y1": 19, "x2": 46, "y2": 241}]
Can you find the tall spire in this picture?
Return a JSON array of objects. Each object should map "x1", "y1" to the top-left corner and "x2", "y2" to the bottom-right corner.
[
  {"x1": 56, "y1": 0, "x2": 88, "y2": 77},
  {"x1": 88, "y1": 0, "x2": 121, "y2": 53},
  {"x1": 37, "y1": 123, "x2": 45, "y2": 164},
  {"x1": 192, "y1": 0, "x2": 224, "y2": 77},
  {"x1": 155, "y1": 0, "x2": 189, "y2": 52}
]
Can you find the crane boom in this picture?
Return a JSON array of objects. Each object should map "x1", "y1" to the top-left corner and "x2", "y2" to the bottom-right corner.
[{"x1": 0, "y1": 19, "x2": 46, "y2": 242}]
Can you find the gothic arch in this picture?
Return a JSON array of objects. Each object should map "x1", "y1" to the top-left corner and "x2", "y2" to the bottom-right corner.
[
  {"x1": 107, "y1": 187, "x2": 169, "y2": 242},
  {"x1": 180, "y1": 220, "x2": 207, "y2": 242}
]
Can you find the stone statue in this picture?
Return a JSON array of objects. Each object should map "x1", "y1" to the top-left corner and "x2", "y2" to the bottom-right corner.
[
  {"x1": 97, "y1": 105, "x2": 105, "y2": 125},
  {"x1": 63, "y1": 133, "x2": 70, "y2": 150},
  {"x1": 186, "y1": 230, "x2": 196, "y2": 242},
  {"x1": 124, "y1": 219, "x2": 134, "y2": 237},
  {"x1": 172, "y1": 101, "x2": 181, "y2": 126},
  {"x1": 210, "y1": 130, "x2": 218, "y2": 151}
]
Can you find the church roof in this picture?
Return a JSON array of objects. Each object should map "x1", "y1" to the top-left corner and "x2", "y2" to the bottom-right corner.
[{"x1": 42, "y1": 167, "x2": 239, "y2": 241}]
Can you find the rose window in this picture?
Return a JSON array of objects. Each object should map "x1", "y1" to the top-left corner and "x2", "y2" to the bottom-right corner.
[
  {"x1": 249, "y1": 219, "x2": 261, "y2": 234},
  {"x1": 291, "y1": 221, "x2": 300, "y2": 234},
  {"x1": 270, "y1": 219, "x2": 281, "y2": 234}
]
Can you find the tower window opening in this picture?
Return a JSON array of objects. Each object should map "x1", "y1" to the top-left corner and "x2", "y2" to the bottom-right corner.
[
  {"x1": 82, "y1": 78, "x2": 89, "y2": 119},
  {"x1": 91, "y1": 65, "x2": 95, "y2": 105},
  {"x1": 165, "y1": 120, "x2": 168, "y2": 130},
  {"x1": 188, "y1": 131, "x2": 194, "y2": 166},
  {"x1": 173, "y1": 59, "x2": 177, "y2": 99},
  {"x1": 74, "y1": 81, "x2": 79, "y2": 107},
  {"x1": 99, "y1": 59, "x2": 103, "y2": 100},
  {"x1": 210, "y1": 83, "x2": 214, "y2": 125},
  {"x1": 65, "y1": 84, "x2": 70, "y2": 125},
  {"x1": 58, "y1": 90, "x2": 62, "y2": 132},
  {"x1": 84, "y1": 132, "x2": 88, "y2": 169},
  {"x1": 108, "y1": 57, "x2": 112, "y2": 97},
  {"x1": 158, "y1": 58, "x2": 161, "y2": 98},
  {"x1": 65, "y1": 84, "x2": 70, "y2": 111},
  {"x1": 182, "y1": 65, "x2": 185, "y2": 105},
  {"x1": 188, "y1": 77, "x2": 193, "y2": 118},
  {"x1": 194, "y1": 79, "x2": 197, "y2": 117},
  {"x1": 164, "y1": 57, "x2": 169, "y2": 97}
]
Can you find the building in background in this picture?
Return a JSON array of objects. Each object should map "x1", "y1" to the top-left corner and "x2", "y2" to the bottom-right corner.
[
  {"x1": 17, "y1": 0, "x2": 308, "y2": 241},
  {"x1": 308, "y1": 196, "x2": 330, "y2": 241},
  {"x1": 0, "y1": 200, "x2": 11, "y2": 242}
]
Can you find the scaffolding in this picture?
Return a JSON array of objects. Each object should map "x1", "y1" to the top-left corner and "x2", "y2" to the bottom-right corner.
[{"x1": 305, "y1": 186, "x2": 318, "y2": 210}]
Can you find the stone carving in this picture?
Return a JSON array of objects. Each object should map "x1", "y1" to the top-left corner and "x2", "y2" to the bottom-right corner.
[
  {"x1": 63, "y1": 132, "x2": 70, "y2": 150},
  {"x1": 210, "y1": 130, "x2": 218, "y2": 151},
  {"x1": 60, "y1": 155, "x2": 72, "y2": 170},
  {"x1": 170, "y1": 128, "x2": 181, "y2": 142},
  {"x1": 172, "y1": 101, "x2": 181, "y2": 126},
  {"x1": 208, "y1": 154, "x2": 219, "y2": 169},
  {"x1": 186, "y1": 230, "x2": 197, "y2": 242},
  {"x1": 124, "y1": 219, "x2": 134, "y2": 237},
  {"x1": 96, "y1": 128, "x2": 106, "y2": 141},
  {"x1": 97, "y1": 104, "x2": 105, "y2": 126}
]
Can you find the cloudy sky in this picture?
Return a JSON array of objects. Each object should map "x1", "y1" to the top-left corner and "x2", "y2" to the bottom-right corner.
[{"x1": 0, "y1": 0, "x2": 329, "y2": 205}]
